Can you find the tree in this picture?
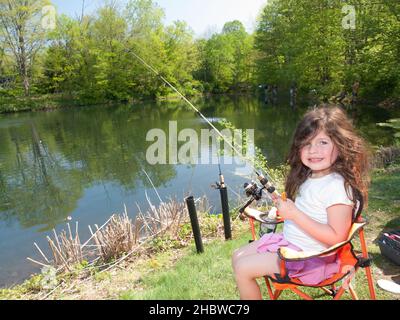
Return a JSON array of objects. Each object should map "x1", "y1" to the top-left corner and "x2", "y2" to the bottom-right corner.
[
  {"x1": 222, "y1": 20, "x2": 254, "y2": 89},
  {"x1": 39, "y1": 15, "x2": 81, "y2": 95},
  {"x1": 0, "y1": 41, "x2": 5, "y2": 74},
  {"x1": 124, "y1": 0, "x2": 168, "y2": 98},
  {"x1": 91, "y1": 3, "x2": 130, "y2": 100},
  {"x1": 0, "y1": 0, "x2": 50, "y2": 95},
  {"x1": 196, "y1": 20, "x2": 254, "y2": 93},
  {"x1": 163, "y1": 20, "x2": 199, "y2": 95}
]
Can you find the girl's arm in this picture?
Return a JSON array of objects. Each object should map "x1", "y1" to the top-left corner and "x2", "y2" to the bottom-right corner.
[{"x1": 275, "y1": 199, "x2": 353, "y2": 247}]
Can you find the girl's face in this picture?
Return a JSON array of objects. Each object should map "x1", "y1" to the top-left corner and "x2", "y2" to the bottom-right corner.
[{"x1": 300, "y1": 130, "x2": 339, "y2": 178}]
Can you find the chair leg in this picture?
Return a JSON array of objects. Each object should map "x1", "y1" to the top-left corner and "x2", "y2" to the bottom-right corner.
[
  {"x1": 321, "y1": 286, "x2": 335, "y2": 297},
  {"x1": 364, "y1": 266, "x2": 376, "y2": 300},
  {"x1": 333, "y1": 286, "x2": 347, "y2": 300},
  {"x1": 264, "y1": 277, "x2": 275, "y2": 300},
  {"x1": 359, "y1": 229, "x2": 377, "y2": 300},
  {"x1": 292, "y1": 287, "x2": 313, "y2": 300},
  {"x1": 273, "y1": 289, "x2": 282, "y2": 300},
  {"x1": 349, "y1": 283, "x2": 359, "y2": 300}
]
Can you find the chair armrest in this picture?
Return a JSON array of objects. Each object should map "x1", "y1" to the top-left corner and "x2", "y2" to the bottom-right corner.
[
  {"x1": 243, "y1": 207, "x2": 284, "y2": 225},
  {"x1": 278, "y1": 242, "x2": 346, "y2": 261},
  {"x1": 277, "y1": 222, "x2": 366, "y2": 261}
]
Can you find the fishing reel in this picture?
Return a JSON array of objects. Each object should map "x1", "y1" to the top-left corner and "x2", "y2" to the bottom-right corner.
[
  {"x1": 239, "y1": 178, "x2": 285, "y2": 228},
  {"x1": 243, "y1": 181, "x2": 263, "y2": 200},
  {"x1": 211, "y1": 173, "x2": 226, "y2": 190},
  {"x1": 238, "y1": 173, "x2": 282, "y2": 221},
  {"x1": 238, "y1": 180, "x2": 265, "y2": 221}
]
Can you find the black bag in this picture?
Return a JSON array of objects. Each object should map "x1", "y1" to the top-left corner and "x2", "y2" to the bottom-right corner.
[{"x1": 378, "y1": 230, "x2": 400, "y2": 266}]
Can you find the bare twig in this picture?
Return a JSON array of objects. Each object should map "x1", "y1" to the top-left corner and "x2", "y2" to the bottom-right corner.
[
  {"x1": 33, "y1": 242, "x2": 50, "y2": 264},
  {"x1": 26, "y1": 257, "x2": 50, "y2": 268}
]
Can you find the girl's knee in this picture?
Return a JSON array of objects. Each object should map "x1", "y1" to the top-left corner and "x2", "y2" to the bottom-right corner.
[
  {"x1": 232, "y1": 248, "x2": 241, "y2": 263},
  {"x1": 234, "y1": 252, "x2": 280, "y2": 280},
  {"x1": 233, "y1": 258, "x2": 252, "y2": 279},
  {"x1": 231, "y1": 249, "x2": 241, "y2": 270}
]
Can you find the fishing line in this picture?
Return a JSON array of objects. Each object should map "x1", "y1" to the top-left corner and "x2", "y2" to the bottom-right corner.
[
  {"x1": 142, "y1": 168, "x2": 163, "y2": 203},
  {"x1": 128, "y1": 49, "x2": 281, "y2": 197}
]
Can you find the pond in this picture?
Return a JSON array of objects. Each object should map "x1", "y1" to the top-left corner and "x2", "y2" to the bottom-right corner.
[{"x1": 0, "y1": 94, "x2": 398, "y2": 287}]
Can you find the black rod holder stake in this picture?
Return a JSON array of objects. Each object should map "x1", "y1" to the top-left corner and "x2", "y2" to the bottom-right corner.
[
  {"x1": 220, "y1": 186, "x2": 232, "y2": 240},
  {"x1": 185, "y1": 196, "x2": 204, "y2": 253}
]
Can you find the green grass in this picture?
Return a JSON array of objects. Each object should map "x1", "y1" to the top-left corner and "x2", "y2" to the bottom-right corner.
[{"x1": 119, "y1": 234, "x2": 247, "y2": 300}]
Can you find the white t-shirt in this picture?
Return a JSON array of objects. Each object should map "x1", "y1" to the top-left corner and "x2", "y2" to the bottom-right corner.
[{"x1": 283, "y1": 172, "x2": 354, "y2": 252}]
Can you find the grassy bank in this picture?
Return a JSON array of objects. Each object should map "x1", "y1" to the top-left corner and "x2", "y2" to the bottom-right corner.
[
  {"x1": 0, "y1": 93, "x2": 154, "y2": 114},
  {"x1": 0, "y1": 92, "x2": 206, "y2": 114},
  {"x1": 1, "y1": 165, "x2": 399, "y2": 300},
  {"x1": 0, "y1": 94, "x2": 87, "y2": 114}
]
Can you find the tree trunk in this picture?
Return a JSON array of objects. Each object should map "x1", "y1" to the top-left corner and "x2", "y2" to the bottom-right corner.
[{"x1": 18, "y1": 23, "x2": 30, "y2": 96}]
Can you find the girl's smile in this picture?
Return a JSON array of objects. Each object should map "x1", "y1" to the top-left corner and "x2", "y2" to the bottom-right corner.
[{"x1": 300, "y1": 130, "x2": 339, "y2": 177}]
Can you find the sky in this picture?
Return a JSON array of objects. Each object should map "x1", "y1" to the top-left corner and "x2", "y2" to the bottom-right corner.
[{"x1": 50, "y1": 0, "x2": 268, "y2": 37}]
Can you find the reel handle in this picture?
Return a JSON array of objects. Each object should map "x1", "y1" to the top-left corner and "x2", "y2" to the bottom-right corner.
[{"x1": 276, "y1": 192, "x2": 287, "y2": 217}]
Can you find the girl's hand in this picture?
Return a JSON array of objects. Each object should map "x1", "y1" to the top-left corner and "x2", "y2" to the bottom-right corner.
[{"x1": 273, "y1": 197, "x2": 298, "y2": 221}]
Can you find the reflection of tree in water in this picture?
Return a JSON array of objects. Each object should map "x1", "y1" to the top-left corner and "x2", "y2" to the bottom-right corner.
[
  {"x1": 0, "y1": 105, "x2": 180, "y2": 231},
  {"x1": 208, "y1": 95, "x2": 304, "y2": 167},
  {"x1": 57, "y1": 105, "x2": 178, "y2": 190},
  {"x1": 349, "y1": 105, "x2": 398, "y2": 147},
  {"x1": 0, "y1": 122, "x2": 85, "y2": 231}
]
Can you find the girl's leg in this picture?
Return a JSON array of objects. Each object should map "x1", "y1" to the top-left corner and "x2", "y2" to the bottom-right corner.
[
  {"x1": 233, "y1": 252, "x2": 280, "y2": 300},
  {"x1": 232, "y1": 238, "x2": 263, "y2": 265},
  {"x1": 232, "y1": 240, "x2": 281, "y2": 300}
]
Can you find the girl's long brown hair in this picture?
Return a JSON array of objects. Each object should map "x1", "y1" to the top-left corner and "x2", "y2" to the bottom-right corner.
[{"x1": 285, "y1": 105, "x2": 370, "y2": 206}]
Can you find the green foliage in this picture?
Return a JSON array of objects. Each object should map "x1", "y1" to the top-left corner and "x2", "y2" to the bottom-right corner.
[
  {"x1": 93, "y1": 271, "x2": 112, "y2": 282},
  {"x1": 149, "y1": 235, "x2": 182, "y2": 253},
  {"x1": 148, "y1": 212, "x2": 223, "y2": 254},
  {"x1": 198, "y1": 213, "x2": 222, "y2": 237},
  {"x1": 195, "y1": 20, "x2": 255, "y2": 93},
  {"x1": 177, "y1": 222, "x2": 193, "y2": 239},
  {"x1": 254, "y1": 0, "x2": 400, "y2": 99},
  {"x1": 377, "y1": 119, "x2": 400, "y2": 146},
  {"x1": 23, "y1": 274, "x2": 44, "y2": 293}
]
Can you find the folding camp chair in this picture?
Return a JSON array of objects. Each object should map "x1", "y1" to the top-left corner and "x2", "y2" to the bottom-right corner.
[{"x1": 243, "y1": 196, "x2": 377, "y2": 300}]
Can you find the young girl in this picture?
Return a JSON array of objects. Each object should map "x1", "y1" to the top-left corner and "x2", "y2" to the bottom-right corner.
[{"x1": 232, "y1": 105, "x2": 370, "y2": 300}]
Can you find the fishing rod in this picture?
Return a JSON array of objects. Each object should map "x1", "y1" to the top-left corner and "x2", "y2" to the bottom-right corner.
[
  {"x1": 129, "y1": 50, "x2": 286, "y2": 218},
  {"x1": 210, "y1": 115, "x2": 231, "y2": 239}
]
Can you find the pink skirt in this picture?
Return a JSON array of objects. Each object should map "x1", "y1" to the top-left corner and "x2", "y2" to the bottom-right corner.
[{"x1": 257, "y1": 233, "x2": 340, "y2": 285}]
